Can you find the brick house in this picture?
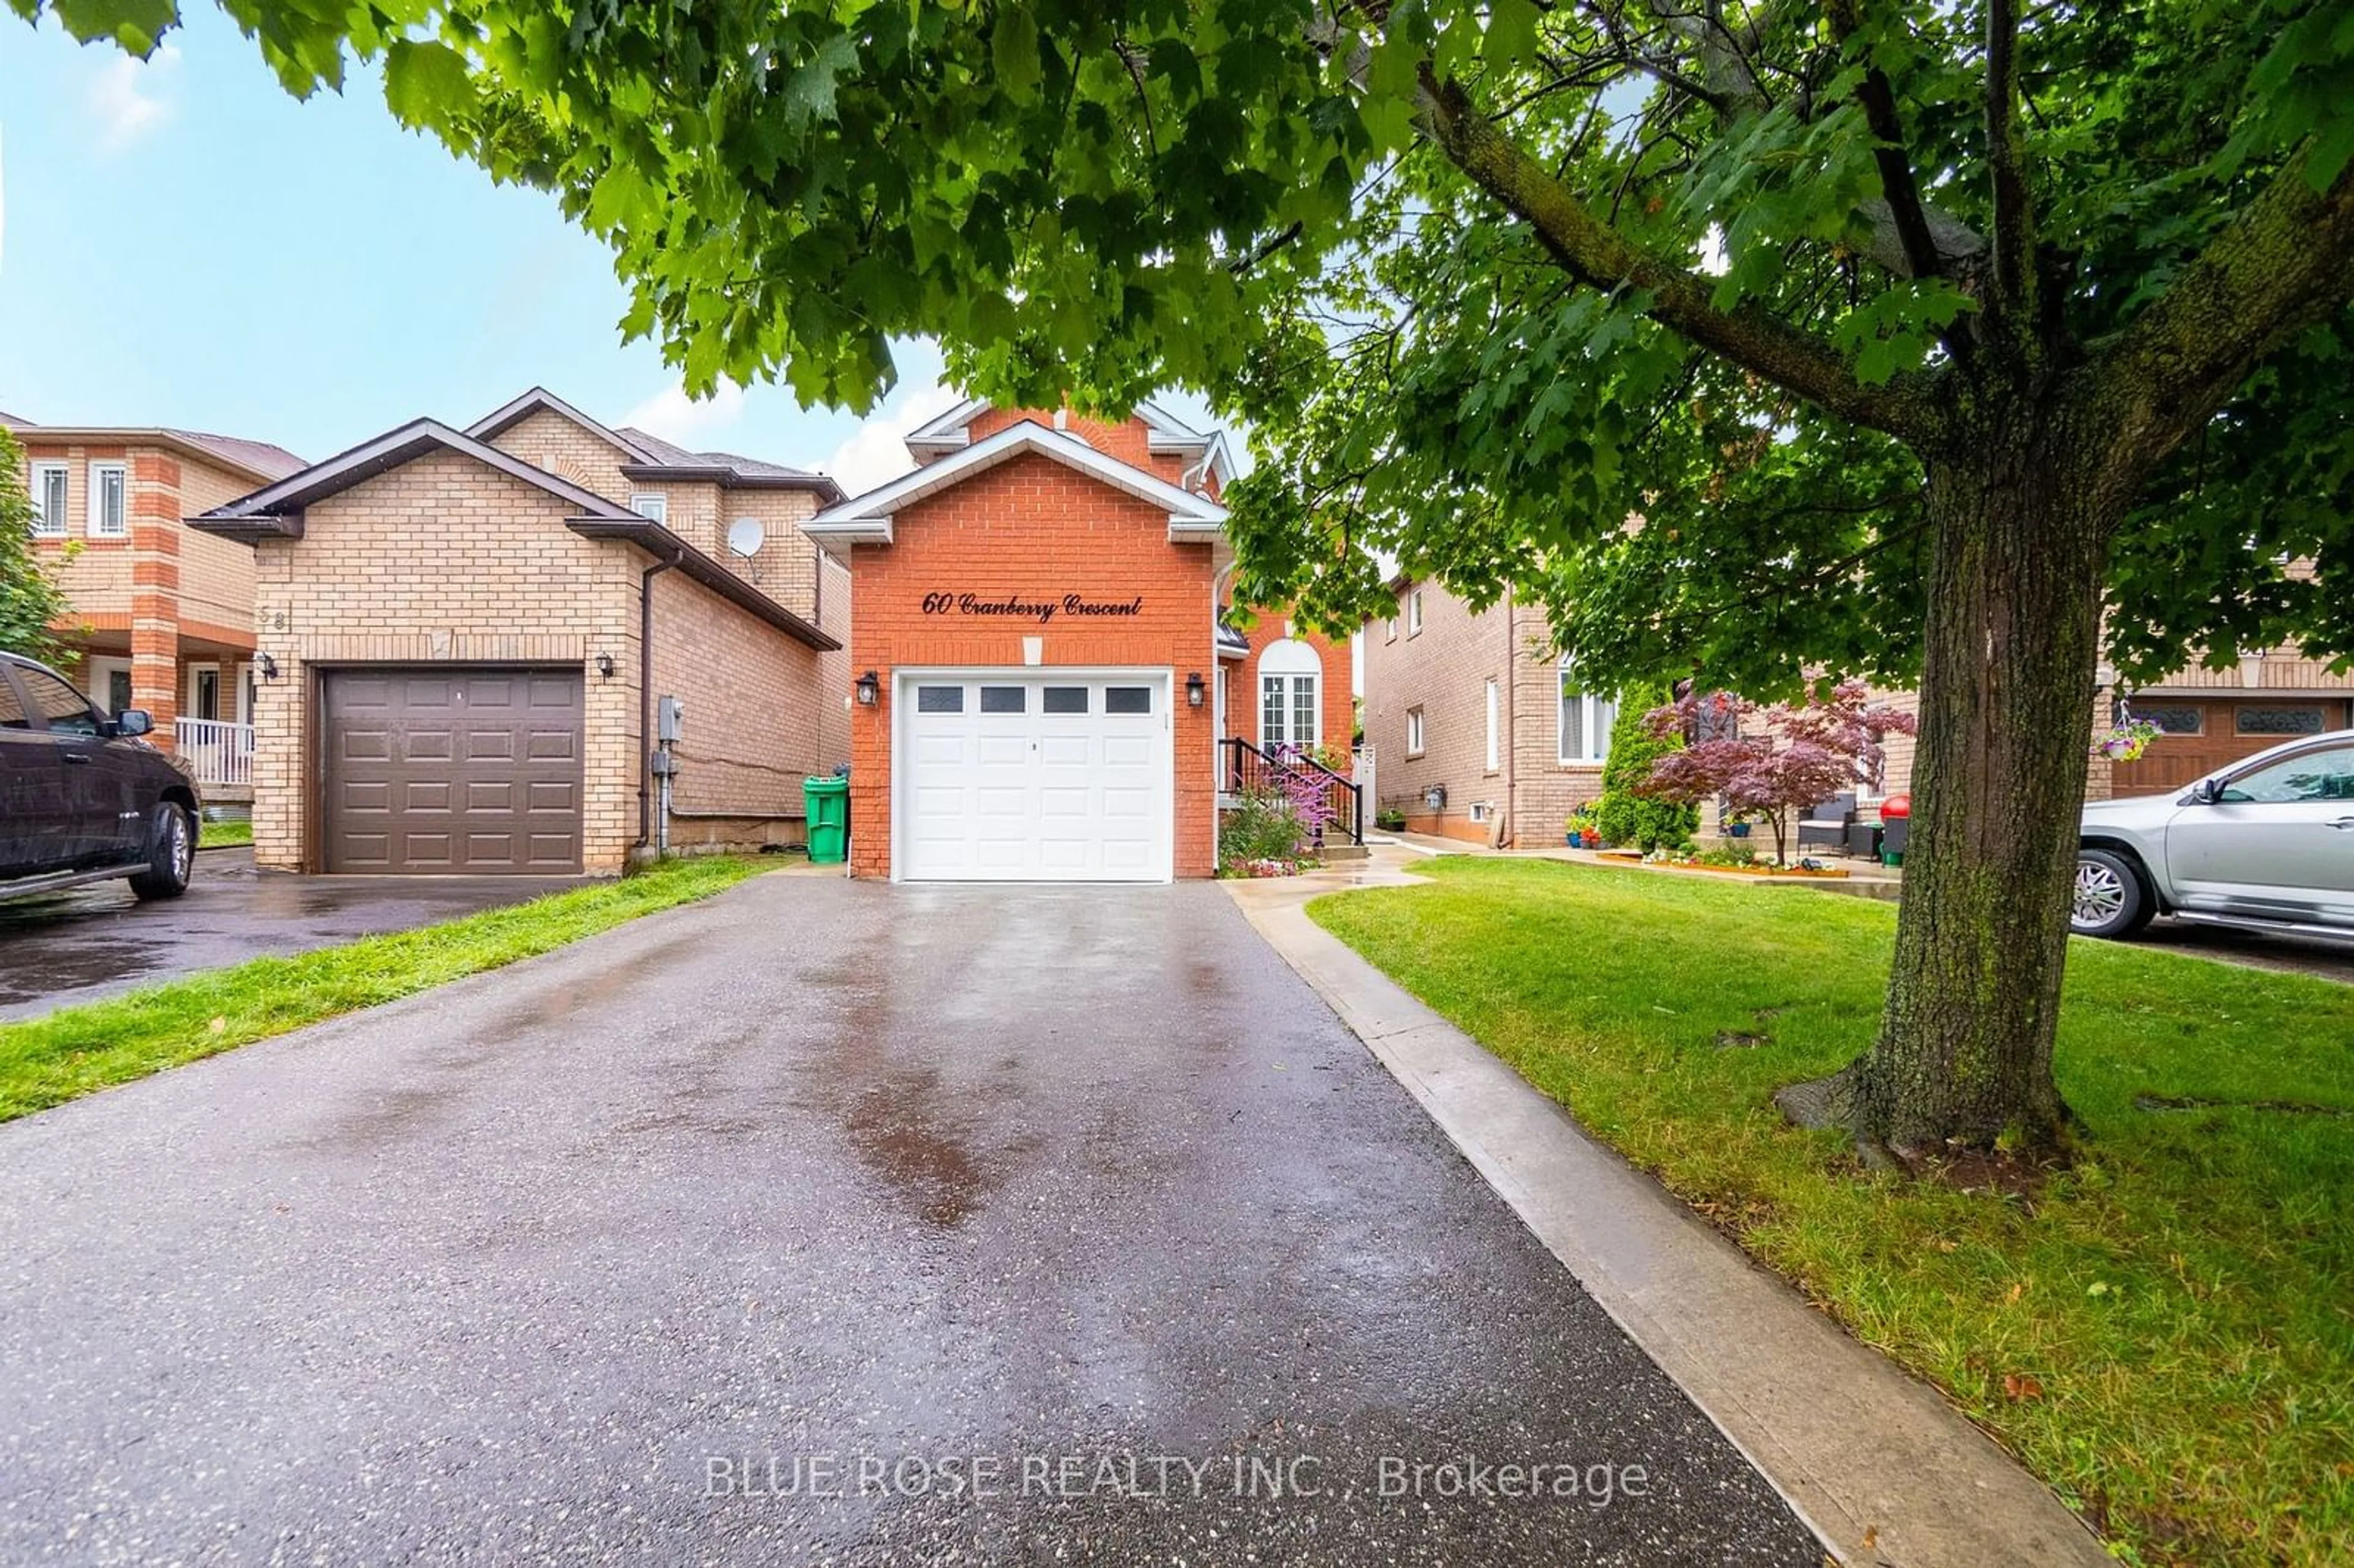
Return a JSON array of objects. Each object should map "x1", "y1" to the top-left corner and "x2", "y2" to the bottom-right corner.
[
  {"x1": 1367, "y1": 574, "x2": 2354, "y2": 847},
  {"x1": 1362, "y1": 579, "x2": 1616, "y2": 844},
  {"x1": 807, "y1": 399, "x2": 1351, "y2": 881},
  {"x1": 187, "y1": 388, "x2": 848, "y2": 874},
  {"x1": 6, "y1": 413, "x2": 307, "y2": 796}
]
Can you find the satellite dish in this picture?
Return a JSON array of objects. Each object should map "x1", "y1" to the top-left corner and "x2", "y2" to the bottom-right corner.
[{"x1": 726, "y1": 518, "x2": 766, "y2": 557}]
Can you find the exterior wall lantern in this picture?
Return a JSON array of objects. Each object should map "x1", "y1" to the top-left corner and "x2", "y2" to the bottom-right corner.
[
  {"x1": 1186, "y1": 671, "x2": 1205, "y2": 709},
  {"x1": 257, "y1": 653, "x2": 280, "y2": 682},
  {"x1": 595, "y1": 653, "x2": 616, "y2": 679},
  {"x1": 855, "y1": 670, "x2": 881, "y2": 707}
]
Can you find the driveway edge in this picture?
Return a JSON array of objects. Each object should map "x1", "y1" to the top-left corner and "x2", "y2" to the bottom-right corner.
[{"x1": 1222, "y1": 867, "x2": 2110, "y2": 1568}]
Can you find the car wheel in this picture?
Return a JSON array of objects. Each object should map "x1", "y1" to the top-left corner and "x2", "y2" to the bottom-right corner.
[
  {"x1": 2071, "y1": 848, "x2": 2150, "y2": 938},
  {"x1": 128, "y1": 804, "x2": 195, "y2": 900}
]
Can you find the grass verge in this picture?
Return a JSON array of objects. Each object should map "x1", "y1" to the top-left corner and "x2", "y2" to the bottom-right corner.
[
  {"x1": 0, "y1": 856, "x2": 768, "y2": 1123},
  {"x1": 198, "y1": 817, "x2": 254, "y2": 848},
  {"x1": 1309, "y1": 856, "x2": 2353, "y2": 1566}
]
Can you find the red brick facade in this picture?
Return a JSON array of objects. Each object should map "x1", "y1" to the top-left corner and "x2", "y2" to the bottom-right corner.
[
  {"x1": 846, "y1": 447, "x2": 1223, "y2": 878},
  {"x1": 839, "y1": 406, "x2": 1347, "y2": 880}
]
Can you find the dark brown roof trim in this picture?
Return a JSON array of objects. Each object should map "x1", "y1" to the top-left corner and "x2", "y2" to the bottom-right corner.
[
  {"x1": 188, "y1": 419, "x2": 642, "y2": 533},
  {"x1": 463, "y1": 387, "x2": 657, "y2": 462},
  {"x1": 565, "y1": 518, "x2": 840, "y2": 652},
  {"x1": 615, "y1": 462, "x2": 844, "y2": 501},
  {"x1": 191, "y1": 514, "x2": 304, "y2": 544}
]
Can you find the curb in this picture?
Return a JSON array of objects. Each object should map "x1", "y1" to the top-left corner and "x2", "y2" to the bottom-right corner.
[{"x1": 1222, "y1": 862, "x2": 2109, "y2": 1568}]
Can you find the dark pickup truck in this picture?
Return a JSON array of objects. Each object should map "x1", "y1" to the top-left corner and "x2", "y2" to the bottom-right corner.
[{"x1": 1, "y1": 650, "x2": 200, "y2": 901}]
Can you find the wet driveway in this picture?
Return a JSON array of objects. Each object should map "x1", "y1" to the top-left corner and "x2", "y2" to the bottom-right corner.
[
  {"x1": 0, "y1": 848, "x2": 584, "y2": 1021},
  {"x1": 0, "y1": 874, "x2": 1816, "y2": 1564}
]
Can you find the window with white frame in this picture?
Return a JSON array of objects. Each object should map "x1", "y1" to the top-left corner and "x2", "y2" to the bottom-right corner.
[
  {"x1": 1485, "y1": 678, "x2": 1500, "y2": 772},
  {"x1": 630, "y1": 492, "x2": 669, "y2": 525},
  {"x1": 88, "y1": 462, "x2": 128, "y2": 538},
  {"x1": 1385, "y1": 614, "x2": 1398, "y2": 642},
  {"x1": 1406, "y1": 706, "x2": 1426, "y2": 756},
  {"x1": 29, "y1": 463, "x2": 67, "y2": 538},
  {"x1": 1558, "y1": 659, "x2": 1615, "y2": 764},
  {"x1": 1258, "y1": 638, "x2": 1322, "y2": 750},
  {"x1": 1407, "y1": 588, "x2": 1424, "y2": 635}
]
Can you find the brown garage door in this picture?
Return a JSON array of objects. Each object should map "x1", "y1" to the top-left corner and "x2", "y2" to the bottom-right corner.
[
  {"x1": 322, "y1": 668, "x2": 584, "y2": 873},
  {"x1": 2112, "y1": 696, "x2": 2354, "y2": 794}
]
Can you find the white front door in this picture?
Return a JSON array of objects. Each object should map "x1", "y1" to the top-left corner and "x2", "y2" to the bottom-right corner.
[{"x1": 899, "y1": 672, "x2": 1171, "y2": 882}]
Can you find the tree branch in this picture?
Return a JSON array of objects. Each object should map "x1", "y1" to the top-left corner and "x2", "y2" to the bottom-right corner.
[
  {"x1": 2088, "y1": 145, "x2": 2354, "y2": 484},
  {"x1": 1984, "y1": 0, "x2": 2034, "y2": 338},
  {"x1": 1415, "y1": 67, "x2": 1945, "y2": 443},
  {"x1": 1826, "y1": 0, "x2": 1946, "y2": 290}
]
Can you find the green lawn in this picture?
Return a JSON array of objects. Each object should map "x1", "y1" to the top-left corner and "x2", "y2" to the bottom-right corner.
[
  {"x1": 0, "y1": 856, "x2": 769, "y2": 1122},
  {"x1": 197, "y1": 816, "x2": 253, "y2": 848},
  {"x1": 1309, "y1": 857, "x2": 2354, "y2": 1567}
]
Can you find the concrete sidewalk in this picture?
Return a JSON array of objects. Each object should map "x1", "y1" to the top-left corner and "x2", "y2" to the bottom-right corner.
[{"x1": 1224, "y1": 851, "x2": 2109, "y2": 1568}]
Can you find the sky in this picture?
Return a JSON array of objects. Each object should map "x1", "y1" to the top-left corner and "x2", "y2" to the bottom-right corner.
[{"x1": 0, "y1": 10, "x2": 1216, "y2": 495}]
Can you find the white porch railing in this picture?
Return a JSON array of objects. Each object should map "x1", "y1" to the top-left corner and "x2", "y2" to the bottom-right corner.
[{"x1": 173, "y1": 718, "x2": 255, "y2": 788}]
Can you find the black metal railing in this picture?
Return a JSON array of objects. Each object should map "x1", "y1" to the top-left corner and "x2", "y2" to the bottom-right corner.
[{"x1": 1220, "y1": 736, "x2": 1365, "y2": 845}]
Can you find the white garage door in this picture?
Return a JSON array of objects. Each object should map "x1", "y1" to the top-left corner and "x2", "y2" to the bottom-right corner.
[{"x1": 899, "y1": 673, "x2": 1170, "y2": 881}]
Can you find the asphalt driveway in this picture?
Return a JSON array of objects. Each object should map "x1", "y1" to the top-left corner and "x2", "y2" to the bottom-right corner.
[
  {"x1": 0, "y1": 848, "x2": 584, "y2": 1021},
  {"x1": 0, "y1": 874, "x2": 1816, "y2": 1564}
]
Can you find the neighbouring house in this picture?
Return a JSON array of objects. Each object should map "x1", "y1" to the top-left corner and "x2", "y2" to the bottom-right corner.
[
  {"x1": 186, "y1": 388, "x2": 849, "y2": 874},
  {"x1": 1367, "y1": 574, "x2": 2354, "y2": 847},
  {"x1": 804, "y1": 398, "x2": 1352, "y2": 881},
  {"x1": 1362, "y1": 579, "x2": 1613, "y2": 844},
  {"x1": 6, "y1": 412, "x2": 308, "y2": 801}
]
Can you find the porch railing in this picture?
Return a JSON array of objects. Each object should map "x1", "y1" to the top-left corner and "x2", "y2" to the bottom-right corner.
[
  {"x1": 173, "y1": 718, "x2": 254, "y2": 788},
  {"x1": 1219, "y1": 736, "x2": 1365, "y2": 845}
]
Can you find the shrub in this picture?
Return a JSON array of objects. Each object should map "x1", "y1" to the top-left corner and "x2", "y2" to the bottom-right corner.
[
  {"x1": 1592, "y1": 685, "x2": 1697, "y2": 851},
  {"x1": 1219, "y1": 787, "x2": 1306, "y2": 870}
]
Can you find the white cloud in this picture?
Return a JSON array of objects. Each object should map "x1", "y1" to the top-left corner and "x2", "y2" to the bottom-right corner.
[
  {"x1": 88, "y1": 44, "x2": 181, "y2": 153},
  {"x1": 620, "y1": 378, "x2": 748, "y2": 446},
  {"x1": 822, "y1": 380, "x2": 963, "y2": 498}
]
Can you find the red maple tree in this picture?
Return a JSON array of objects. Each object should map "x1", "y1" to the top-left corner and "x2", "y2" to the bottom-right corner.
[{"x1": 1639, "y1": 682, "x2": 1919, "y2": 866}]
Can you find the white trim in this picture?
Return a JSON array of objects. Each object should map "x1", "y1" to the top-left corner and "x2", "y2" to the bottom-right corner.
[
  {"x1": 902, "y1": 397, "x2": 992, "y2": 453},
  {"x1": 1485, "y1": 678, "x2": 1500, "y2": 773},
  {"x1": 1406, "y1": 706, "x2": 1426, "y2": 757},
  {"x1": 85, "y1": 656, "x2": 134, "y2": 714},
  {"x1": 1557, "y1": 658, "x2": 1615, "y2": 765},
  {"x1": 628, "y1": 492, "x2": 669, "y2": 525},
  {"x1": 186, "y1": 661, "x2": 223, "y2": 724},
  {"x1": 235, "y1": 661, "x2": 257, "y2": 727},
  {"x1": 29, "y1": 462, "x2": 68, "y2": 538},
  {"x1": 807, "y1": 419, "x2": 1227, "y2": 556},
  {"x1": 889, "y1": 665, "x2": 1176, "y2": 884},
  {"x1": 1407, "y1": 588, "x2": 1424, "y2": 636},
  {"x1": 88, "y1": 461, "x2": 128, "y2": 538}
]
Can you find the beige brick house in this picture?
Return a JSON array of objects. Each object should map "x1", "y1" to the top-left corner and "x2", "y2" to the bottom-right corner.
[
  {"x1": 1368, "y1": 576, "x2": 2354, "y2": 848},
  {"x1": 188, "y1": 389, "x2": 849, "y2": 874},
  {"x1": 6, "y1": 413, "x2": 307, "y2": 798},
  {"x1": 1362, "y1": 579, "x2": 1619, "y2": 844}
]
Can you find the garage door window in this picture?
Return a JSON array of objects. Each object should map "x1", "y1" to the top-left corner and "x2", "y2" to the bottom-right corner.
[
  {"x1": 980, "y1": 686, "x2": 1027, "y2": 714},
  {"x1": 1105, "y1": 687, "x2": 1153, "y2": 714},
  {"x1": 2236, "y1": 706, "x2": 2325, "y2": 737},
  {"x1": 916, "y1": 685, "x2": 965, "y2": 713},
  {"x1": 1043, "y1": 687, "x2": 1089, "y2": 714}
]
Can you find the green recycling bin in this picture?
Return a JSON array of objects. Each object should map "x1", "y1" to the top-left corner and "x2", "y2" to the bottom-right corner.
[{"x1": 804, "y1": 775, "x2": 850, "y2": 865}]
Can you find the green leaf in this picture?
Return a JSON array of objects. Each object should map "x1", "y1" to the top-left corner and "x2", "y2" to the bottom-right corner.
[
  {"x1": 382, "y1": 38, "x2": 474, "y2": 131},
  {"x1": 991, "y1": 8, "x2": 1041, "y2": 104}
]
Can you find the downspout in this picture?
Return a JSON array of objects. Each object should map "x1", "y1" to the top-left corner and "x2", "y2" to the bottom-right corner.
[
  {"x1": 636, "y1": 547, "x2": 682, "y2": 847},
  {"x1": 1501, "y1": 585, "x2": 1517, "y2": 847}
]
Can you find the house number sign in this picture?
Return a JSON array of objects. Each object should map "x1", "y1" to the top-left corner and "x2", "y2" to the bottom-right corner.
[{"x1": 919, "y1": 592, "x2": 1143, "y2": 623}]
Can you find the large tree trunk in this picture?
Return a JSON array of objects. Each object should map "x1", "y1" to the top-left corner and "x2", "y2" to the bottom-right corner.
[{"x1": 1849, "y1": 412, "x2": 2116, "y2": 1155}]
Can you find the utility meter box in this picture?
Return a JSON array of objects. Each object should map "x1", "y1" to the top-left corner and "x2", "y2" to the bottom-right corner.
[{"x1": 657, "y1": 696, "x2": 685, "y2": 744}]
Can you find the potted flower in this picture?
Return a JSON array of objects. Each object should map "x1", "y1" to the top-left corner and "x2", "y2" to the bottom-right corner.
[{"x1": 1566, "y1": 805, "x2": 1602, "y2": 848}]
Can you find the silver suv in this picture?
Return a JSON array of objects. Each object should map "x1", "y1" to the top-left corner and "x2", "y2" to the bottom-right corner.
[{"x1": 2074, "y1": 729, "x2": 2354, "y2": 939}]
